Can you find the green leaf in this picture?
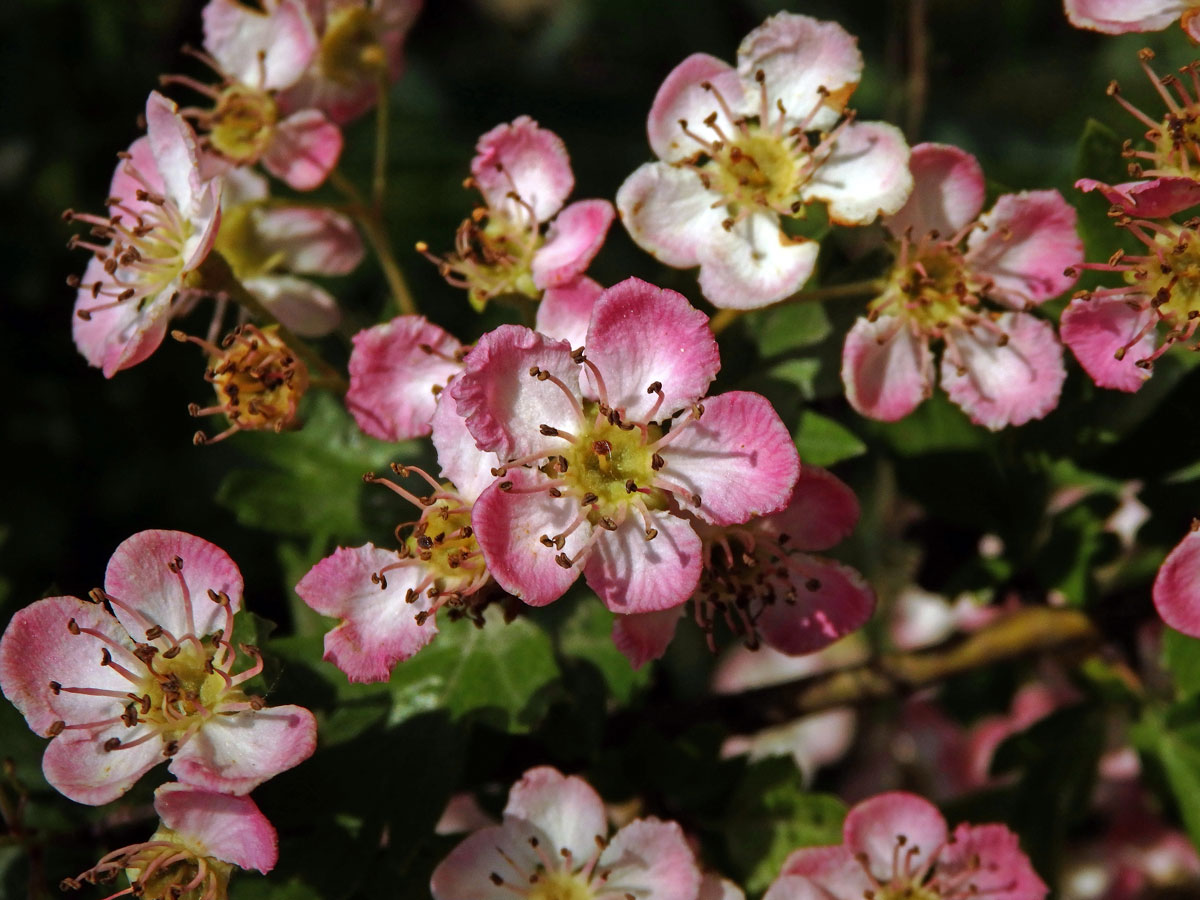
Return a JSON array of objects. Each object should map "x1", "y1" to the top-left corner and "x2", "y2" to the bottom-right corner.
[
  {"x1": 724, "y1": 758, "x2": 846, "y2": 894},
  {"x1": 793, "y1": 410, "x2": 866, "y2": 467},
  {"x1": 1165, "y1": 629, "x2": 1200, "y2": 701},
  {"x1": 1133, "y1": 706, "x2": 1200, "y2": 850},
  {"x1": 556, "y1": 600, "x2": 652, "y2": 704},
  {"x1": 1073, "y1": 118, "x2": 1126, "y2": 186},
  {"x1": 751, "y1": 303, "x2": 832, "y2": 357}
]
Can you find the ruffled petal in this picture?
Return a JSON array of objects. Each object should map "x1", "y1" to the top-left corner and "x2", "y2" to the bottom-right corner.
[
  {"x1": 531, "y1": 199, "x2": 614, "y2": 289},
  {"x1": 145, "y1": 92, "x2": 207, "y2": 216},
  {"x1": 346, "y1": 315, "x2": 463, "y2": 441},
  {"x1": 696, "y1": 211, "x2": 819, "y2": 310},
  {"x1": 535, "y1": 276, "x2": 604, "y2": 350},
  {"x1": 612, "y1": 607, "x2": 684, "y2": 669},
  {"x1": 843, "y1": 792, "x2": 947, "y2": 880},
  {"x1": 764, "y1": 467, "x2": 860, "y2": 552},
  {"x1": 43, "y1": 725, "x2": 164, "y2": 805},
  {"x1": 967, "y1": 190, "x2": 1082, "y2": 306},
  {"x1": 71, "y1": 257, "x2": 174, "y2": 378},
  {"x1": 505, "y1": 767, "x2": 608, "y2": 861},
  {"x1": 262, "y1": 109, "x2": 343, "y2": 191},
  {"x1": 431, "y1": 388, "x2": 500, "y2": 505},
  {"x1": 583, "y1": 510, "x2": 701, "y2": 614},
  {"x1": 202, "y1": 0, "x2": 316, "y2": 90},
  {"x1": 616, "y1": 162, "x2": 726, "y2": 268},
  {"x1": 169, "y1": 705, "x2": 317, "y2": 794},
  {"x1": 756, "y1": 554, "x2": 875, "y2": 655},
  {"x1": 1154, "y1": 528, "x2": 1200, "y2": 637},
  {"x1": 940, "y1": 314, "x2": 1066, "y2": 430},
  {"x1": 451, "y1": 325, "x2": 581, "y2": 461},
  {"x1": 1064, "y1": 0, "x2": 1185, "y2": 33},
  {"x1": 736, "y1": 12, "x2": 862, "y2": 133},
  {"x1": 154, "y1": 783, "x2": 278, "y2": 872},
  {"x1": 295, "y1": 544, "x2": 438, "y2": 682},
  {"x1": 249, "y1": 205, "x2": 364, "y2": 274},
  {"x1": 472, "y1": 116, "x2": 573, "y2": 224},
  {"x1": 647, "y1": 53, "x2": 748, "y2": 163},
  {"x1": 841, "y1": 315, "x2": 933, "y2": 421},
  {"x1": 778, "y1": 846, "x2": 872, "y2": 900},
  {"x1": 584, "y1": 277, "x2": 719, "y2": 422},
  {"x1": 885, "y1": 142, "x2": 985, "y2": 240},
  {"x1": 802, "y1": 121, "x2": 912, "y2": 225},
  {"x1": 1060, "y1": 297, "x2": 1155, "y2": 392},
  {"x1": 243, "y1": 274, "x2": 340, "y2": 337},
  {"x1": 659, "y1": 391, "x2": 798, "y2": 525},
  {"x1": 599, "y1": 818, "x2": 701, "y2": 900},
  {"x1": 938, "y1": 823, "x2": 1047, "y2": 900},
  {"x1": 1076, "y1": 176, "x2": 1200, "y2": 219},
  {"x1": 431, "y1": 824, "x2": 539, "y2": 900},
  {"x1": 109, "y1": 136, "x2": 164, "y2": 219},
  {"x1": 105, "y1": 530, "x2": 243, "y2": 642}
]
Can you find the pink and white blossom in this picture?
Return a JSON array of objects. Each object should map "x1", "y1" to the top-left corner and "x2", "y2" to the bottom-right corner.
[
  {"x1": 842, "y1": 143, "x2": 1079, "y2": 429},
  {"x1": 69, "y1": 92, "x2": 221, "y2": 378},
  {"x1": 1064, "y1": 0, "x2": 1200, "y2": 42},
  {"x1": 431, "y1": 766, "x2": 702, "y2": 900},
  {"x1": 765, "y1": 791, "x2": 1046, "y2": 900},
  {"x1": 617, "y1": 12, "x2": 912, "y2": 310},
  {"x1": 450, "y1": 277, "x2": 799, "y2": 614},
  {"x1": 0, "y1": 530, "x2": 316, "y2": 805},
  {"x1": 1101, "y1": 49, "x2": 1200, "y2": 182},
  {"x1": 421, "y1": 117, "x2": 613, "y2": 311},
  {"x1": 1152, "y1": 522, "x2": 1200, "y2": 636},
  {"x1": 62, "y1": 783, "x2": 277, "y2": 899}
]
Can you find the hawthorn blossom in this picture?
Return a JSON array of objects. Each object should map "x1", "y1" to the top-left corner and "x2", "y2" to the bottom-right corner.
[
  {"x1": 277, "y1": 0, "x2": 423, "y2": 126},
  {"x1": 617, "y1": 12, "x2": 912, "y2": 310},
  {"x1": 420, "y1": 117, "x2": 613, "y2": 312},
  {"x1": 62, "y1": 783, "x2": 277, "y2": 900},
  {"x1": 1152, "y1": 521, "x2": 1200, "y2": 636},
  {"x1": 612, "y1": 466, "x2": 873, "y2": 668},
  {"x1": 764, "y1": 792, "x2": 1046, "y2": 900},
  {"x1": 842, "y1": 142, "x2": 1080, "y2": 429},
  {"x1": 1065, "y1": 0, "x2": 1200, "y2": 43},
  {"x1": 450, "y1": 277, "x2": 799, "y2": 614},
  {"x1": 0, "y1": 530, "x2": 316, "y2": 805},
  {"x1": 68, "y1": 92, "x2": 221, "y2": 378},
  {"x1": 1103, "y1": 49, "x2": 1200, "y2": 180},
  {"x1": 430, "y1": 766, "x2": 701, "y2": 900}
]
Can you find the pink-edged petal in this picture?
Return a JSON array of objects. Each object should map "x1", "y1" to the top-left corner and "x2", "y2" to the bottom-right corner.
[
  {"x1": 701, "y1": 875, "x2": 746, "y2": 900},
  {"x1": 940, "y1": 314, "x2": 1066, "y2": 431},
  {"x1": 109, "y1": 136, "x2": 164, "y2": 218},
  {"x1": 295, "y1": 544, "x2": 438, "y2": 682},
  {"x1": 1154, "y1": 528, "x2": 1200, "y2": 636},
  {"x1": 505, "y1": 767, "x2": 608, "y2": 860},
  {"x1": 250, "y1": 205, "x2": 364, "y2": 274},
  {"x1": 71, "y1": 258, "x2": 172, "y2": 378},
  {"x1": 535, "y1": 276, "x2": 604, "y2": 350},
  {"x1": 154, "y1": 783, "x2": 278, "y2": 872},
  {"x1": 169, "y1": 705, "x2": 317, "y2": 794},
  {"x1": 219, "y1": 165, "x2": 269, "y2": 207},
  {"x1": 659, "y1": 391, "x2": 799, "y2": 525},
  {"x1": 346, "y1": 315, "x2": 463, "y2": 441},
  {"x1": 764, "y1": 467, "x2": 860, "y2": 552},
  {"x1": 841, "y1": 315, "x2": 933, "y2": 421},
  {"x1": 202, "y1": 0, "x2": 316, "y2": 89},
  {"x1": 885, "y1": 142, "x2": 985, "y2": 240},
  {"x1": 647, "y1": 53, "x2": 748, "y2": 163},
  {"x1": 599, "y1": 818, "x2": 700, "y2": 900},
  {"x1": 431, "y1": 824, "x2": 539, "y2": 900},
  {"x1": 1064, "y1": 0, "x2": 1185, "y2": 33},
  {"x1": 435, "y1": 792, "x2": 496, "y2": 835},
  {"x1": 145, "y1": 92, "x2": 206, "y2": 215},
  {"x1": 1076, "y1": 177, "x2": 1200, "y2": 219},
  {"x1": 844, "y1": 792, "x2": 947, "y2": 879},
  {"x1": 451, "y1": 325, "x2": 581, "y2": 461},
  {"x1": 243, "y1": 274, "x2": 340, "y2": 337},
  {"x1": 105, "y1": 530, "x2": 242, "y2": 642},
  {"x1": 617, "y1": 162, "x2": 728, "y2": 269},
  {"x1": 472, "y1": 116, "x2": 573, "y2": 224},
  {"x1": 1061, "y1": 297, "x2": 1157, "y2": 392},
  {"x1": 779, "y1": 845, "x2": 872, "y2": 900},
  {"x1": 472, "y1": 473, "x2": 589, "y2": 606},
  {"x1": 431, "y1": 388, "x2": 500, "y2": 505},
  {"x1": 696, "y1": 211, "x2": 819, "y2": 310},
  {"x1": 43, "y1": 725, "x2": 163, "y2": 805},
  {"x1": 967, "y1": 190, "x2": 1082, "y2": 306},
  {"x1": 583, "y1": 510, "x2": 701, "y2": 614},
  {"x1": 612, "y1": 607, "x2": 684, "y2": 669},
  {"x1": 262, "y1": 109, "x2": 343, "y2": 191},
  {"x1": 584, "y1": 277, "x2": 719, "y2": 421},
  {"x1": 757, "y1": 554, "x2": 875, "y2": 655},
  {"x1": 939, "y1": 823, "x2": 1047, "y2": 900},
  {"x1": 736, "y1": 13, "x2": 862, "y2": 133},
  {"x1": 1186, "y1": 8, "x2": 1200, "y2": 40},
  {"x1": 802, "y1": 121, "x2": 912, "y2": 225},
  {"x1": 531, "y1": 199, "x2": 614, "y2": 289},
  {"x1": 0, "y1": 596, "x2": 136, "y2": 736},
  {"x1": 764, "y1": 874, "x2": 847, "y2": 900}
]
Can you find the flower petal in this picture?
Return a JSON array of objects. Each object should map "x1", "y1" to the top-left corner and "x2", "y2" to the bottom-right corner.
[
  {"x1": 431, "y1": 388, "x2": 501, "y2": 505},
  {"x1": 1064, "y1": 0, "x2": 1184, "y2": 33},
  {"x1": 802, "y1": 121, "x2": 912, "y2": 225},
  {"x1": 779, "y1": 846, "x2": 872, "y2": 900},
  {"x1": 505, "y1": 767, "x2": 608, "y2": 861},
  {"x1": 243, "y1": 274, "x2": 341, "y2": 337},
  {"x1": 939, "y1": 823, "x2": 1047, "y2": 900},
  {"x1": 202, "y1": 0, "x2": 316, "y2": 90},
  {"x1": 43, "y1": 725, "x2": 163, "y2": 805},
  {"x1": 612, "y1": 607, "x2": 684, "y2": 669},
  {"x1": 647, "y1": 53, "x2": 748, "y2": 163},
  {"x1": 841, "y1": 315, "x2": 933, "y2": 421},
  {"x1": 346, "y1": 315, "x2": 464, "y2": 441},
  {"x1": 764, "y1": 467, "x2": 860, "y2": 552},
  {"x1": 262, "y1": 109, "x2": 343, "y2": 191},
  {"x1": 471, "y1": 116, "x2": 573, "y2": 224},
  {"x1": 248, "y1": 205, "x2": 364, "y2": 274},
  {"x1": 584, "y1": 277, "x2": 720, "y2": 422},
  {"x1": 145, "y1": 92, "x2": 207, "y2": 216},
  {"x1": 599, "y1": 818, "x2": 701, "y2": 900},
  {"x1": 697, "y1": 211, "x2": 820, "y2": 310},
  {"x1": 169, "y1": 705, "x2": 317, "y2": 794},
  {"x1": 71, "y1": 257, "x2": 174, "y2": 378},
  {"x1": 756, "y1": 554, "x2": 875, "y2": 655},
  {"x1": 583, "y1": 510, "x2": 701, "y2": 613},
  {"x1": 431, "y1": 824, "x2": 539, "y2": 900},
  {"x1": 1076, "y1": 176, "x2": 1200, "y2": 219},
  {"x1": 1060, "y1": 297, "x2": 1156, "y2": 392},
  {"x1": 764, "y1": 874, "x2": 847, "y2": 900},
  {"x1": 105, "y1": 530, "x2": 243, "y2": 641},
  {"x1": 531, "y1": 199, "x2": 614, "y2": 289},
  {"x1": 940, "y1": 314, "x2": 1066, "y2": 430},
  {"x1": 295, "y1": 544, "x2": 438, "y2": 682},
  {"x1": 843, "y1": 792, "x2": 947, "y2": 880},
  {"x1": 535, "y1": 276, "x2": 604, "y2": 351},
  {"x1": 885, "y1": 142, "x2": 985, "y2": 240},
  {"x1": 154, "y1": 783, "x2": 279, "y2": 872},
  {"x1": 617, "y1": 162, "x2": 727, "y2": 269},
  {"x1": 1154, "y1": 528, "x2": 1200, "y2": 637}
]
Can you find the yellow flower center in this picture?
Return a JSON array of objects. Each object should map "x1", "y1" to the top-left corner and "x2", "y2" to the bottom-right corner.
[
  {"x1": 527, "y1": 871, "x2": 596, "y2": 900},
  {"x1": 320, "y1": 7, "x2": 387, "y2": 85},
  {"x1": 707, "y1": 126, "x2": 803, "y2": 214},
  {"x1": 872, "y1": 246, "x2": 972, "y2": 333},
  {"x1": 1133, "y1": 228, "x2": 1200, "y2": 324},
  {"x1": 209, "y1": 84, "x2": 277, "y2": 163},
  {"x1": 555, "y1": 404, "x2": 663, "y2": 519}
]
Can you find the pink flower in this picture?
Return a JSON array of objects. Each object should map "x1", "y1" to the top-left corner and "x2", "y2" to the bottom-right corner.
[
  {"x1": 612, "y1": 466, "x2": 873, "y2": 668},
  {"x1": 1065, "y1": 0, "x2": 1200, "y2": 43},
  {"x1": 62, "y1": 783, "x2": 277, "y2": 899},
  {"x1": 1152, "y1": 521, "x2": 1200, "y2": 636},
  {"x1": 617, "y1": 12, "x2": 912, "y2": 310},
  {"x1": 214, "y1": 167, "x2": 363, "y2": 337},
  {"x1": 68, "y1": 92, "x2": 221, "y2": 378},
  {"x1": 842, "y1": 143, "x2": 1079, "y2": 429},
  {"x1": 190, "y1": 0, "x2": 343, "y2": 190},
  {"x1": 431, "y1": 766, "x2": 702, "y2": 900},
  {"x1": 277, "y1": 0, "x2": 423, "y2": 126},
  {"x1": 420, "y1": 117, "x2": 614, "y2": 312},
  {"x1": 0, "y1": 530, "x2": 316, "y2": 805},
  {"x1": 450, "y1": 277, "x2": 800, "y2": 614},
  {"x1": 765, "y1": 791, "x2": 1046, "y2": 900},
  {"x1": 1102, "y1": 49, "x2": 1200, "y2": 181}
]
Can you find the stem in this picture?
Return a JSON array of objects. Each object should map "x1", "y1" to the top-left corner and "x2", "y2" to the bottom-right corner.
[
  {"x1": 331, "y1": 170, "x2": 418, "y2": 317},
  {"x1": 372, "y1": 71, "x2": 390, "y2": 214},
  {"x1": 709, "y1": 279, "x2": 885, "y2": 336}
]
